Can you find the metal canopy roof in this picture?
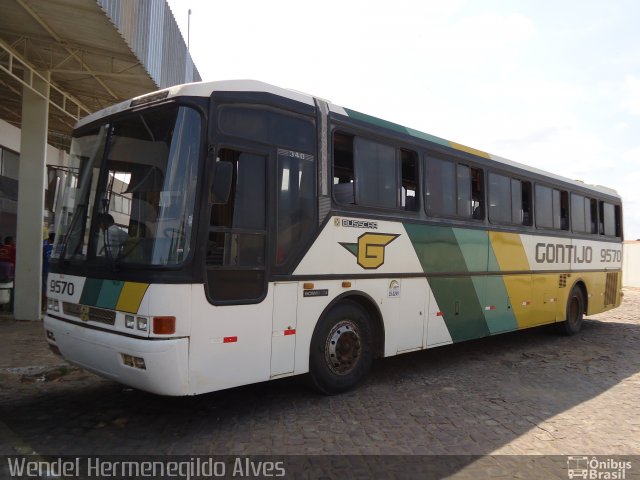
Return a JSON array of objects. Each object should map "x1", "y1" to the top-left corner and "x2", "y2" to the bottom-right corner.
[{"x1": 0, "y1": 0, "x2": 196, "y2": 150}]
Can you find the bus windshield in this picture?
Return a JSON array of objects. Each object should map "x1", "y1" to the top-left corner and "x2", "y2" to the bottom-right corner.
[{"x1": 53, "y1": 104, "x2": 201, "y2": 267}]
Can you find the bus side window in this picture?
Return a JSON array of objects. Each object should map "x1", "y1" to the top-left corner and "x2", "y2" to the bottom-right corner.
[
  {"x1": 457, "y1": 164, "x2": 484, "y2": 220},
  {"x1": 488, "y1": 172, "x2": 510, "y2": 223},
  {"x1": 572, "y1": 194, "x2": 597, "y2": 235},
  {"x1": 599, "y1": 201, "x2": 619, "y2": 237},
  {"x1": 425, "y1": 157, "x2": 455, "y2": 216},
  {"x1": 535, "y1": 185, "x2": 568, "y2": 230},
  {"x1": 332, "y1": 133, "x2": 355, "y2": 204},
  {"x1": 521, "y1": 181, "x2": 532, "y2": 225},
  {"x1": 559, "y1": 190, "x2": 569, "y2": 230},
  {"x1": 571, "y1": 193, "x2": 586, "y2": 233},
  {"x1": 457, "y1": 164, "x2": 472, "y2": 217},
  {"x1": 615, "y1": 204, "x2": 622, "y2": 237},
  {"x1": 589, "y1": 198, "x2": 598, "y2": 234},
  {"x1": 401, "y1": 149, "x2": 419, "y2": 210},
  {"x1": 276, "y1": 150, "x2": 315, "y2": 265},
  {"x1": 353, "y1": 137, "x2": 396, "y2": 208},
  {"x1": 471, "y1": 167, "x2": 484, "y2": 220},
  {"x1": 488, "y1": 174, "x2": 531, "y2": 226}
]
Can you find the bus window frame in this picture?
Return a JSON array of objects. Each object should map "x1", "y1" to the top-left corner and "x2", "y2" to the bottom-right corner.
[
  {"x1": 49, "y1": 97, "x2": 210, "y2": 284},
  {"x1": 598, "y1": 200, "x2": 623, "y2": 239},
  {"x1": 203, "y1": 140, "x2": 272, "y2": 306},
  {"x1": 423, "y1": 153, "x2": 485, "y2": 223},
  {"x1": 533, "y1": 182, "x2": 569, "y2": 232},
  {"x1": 330, "y1": 127, "x2": 422, "y2": 216},
  {"x1": 487, "y1": 170, "x2": 533, "y2": 227},
  {"x1": 569, "y1": 192, "x2": 600, "y2": 236},
  {"x1": 205, "y1": 98, "x2": 320, "y2": 305}
]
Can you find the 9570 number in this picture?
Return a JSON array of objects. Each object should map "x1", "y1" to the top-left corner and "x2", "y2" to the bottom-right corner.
[
  {"x1": 49, "y1": 280, "x2": 75, "y2": 296},
  {"x1": 600, "y1": 248, "x2": 622, "y2": 263}
]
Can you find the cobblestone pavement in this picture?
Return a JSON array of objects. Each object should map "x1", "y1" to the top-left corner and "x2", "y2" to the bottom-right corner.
[{"x1": 0, "y1": 289, "x2": 639, "y2": 475}]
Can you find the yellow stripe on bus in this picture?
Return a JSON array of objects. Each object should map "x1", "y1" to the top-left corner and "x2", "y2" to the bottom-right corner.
[
  {"x1": 116, "y1": 282, "x2": 149, "y2": 314},
  {"x1": 489, "y1": 232, "x2": 530, "y2": 271},
  {"x1": 449, "y1": 141, "x2": 491, "y2": 159}
]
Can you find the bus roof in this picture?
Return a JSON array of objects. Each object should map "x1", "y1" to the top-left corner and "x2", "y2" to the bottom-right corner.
[{"x1": 76, "y1": 79, "x2": 620, "y2": 199}]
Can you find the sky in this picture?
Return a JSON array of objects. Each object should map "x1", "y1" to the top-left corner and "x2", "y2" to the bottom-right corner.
[{"x1": 167, "y1": 0, "x2": 640, "y2": 240}]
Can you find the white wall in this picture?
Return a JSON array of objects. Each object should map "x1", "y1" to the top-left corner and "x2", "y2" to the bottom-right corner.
[
  {"x1": 0, "y1": 118, "x2": 69, "y2": 168},
  {"x1": 1, "y1": 118, "x2": 70, "y2": 238},
  {"x1": 0, "y1": 119, "x2": 21, "y2": 152},
  {"x1": 623, "y1": 241, "x2": 640, "y2": 287}
]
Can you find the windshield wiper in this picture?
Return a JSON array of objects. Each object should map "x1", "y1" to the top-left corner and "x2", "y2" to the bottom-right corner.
[{"x1": 58, "y1": 204, "x2": 86, "y2": 263}]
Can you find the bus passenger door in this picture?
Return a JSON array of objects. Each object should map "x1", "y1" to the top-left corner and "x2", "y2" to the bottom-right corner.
[
  {"x1": 271, "y1": 283, "x2": 298, "y2": 376},
  {"x1": 206, "y1": 149, "x2": 268, "y2": 304}
]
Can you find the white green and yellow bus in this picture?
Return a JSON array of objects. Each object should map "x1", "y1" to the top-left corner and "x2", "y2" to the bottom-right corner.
[{"x1": 44, "y1": 80, "x2": 623, "y2": 396}]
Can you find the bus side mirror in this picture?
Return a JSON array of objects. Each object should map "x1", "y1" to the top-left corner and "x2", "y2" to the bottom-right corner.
[{"x1": 211, "y1": 161, "x2": 233, "y2": 204}]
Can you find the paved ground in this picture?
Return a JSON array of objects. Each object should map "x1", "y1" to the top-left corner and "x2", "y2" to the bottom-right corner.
[{"x1": 0, "y1": 289, "x2": 639, "y2": 477}]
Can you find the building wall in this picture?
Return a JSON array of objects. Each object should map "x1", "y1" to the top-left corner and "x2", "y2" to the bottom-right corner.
[
  {"x1": 97, "y1": 0, "x2": 201, "y2": 89},
  {"x1": 0, "y1": 119, "x2": 69, "y2": 240},
  {"x1": 623, "y1": 241, "x2": 640, "y2": 288},
  {"x1": 0, "y1": 119, "x2": 69, "y2": 170}
]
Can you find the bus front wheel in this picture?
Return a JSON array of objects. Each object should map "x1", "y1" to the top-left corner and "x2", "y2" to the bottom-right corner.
[
  {"x1": 309, "y1": 300, "x2": 374, "y2": 395},
  {"x1": 560, "y1": 286, "x2": 585, "y2": 336}
]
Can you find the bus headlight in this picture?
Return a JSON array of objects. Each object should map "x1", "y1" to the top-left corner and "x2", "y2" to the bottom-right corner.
[
  {"x1": 47, "y1": 299, "x2": 59, "y2": 312},
  {"x1": 136, "y1": 316, "x2": 148, "y2": 331},
  {"x1": 125, "y1": 315, "x2": 135, "y2": 329}
]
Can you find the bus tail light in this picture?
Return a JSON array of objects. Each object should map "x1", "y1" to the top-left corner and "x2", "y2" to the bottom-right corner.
[{"x1": 153, "y1": 316, "x2": 176, "y2": 334}]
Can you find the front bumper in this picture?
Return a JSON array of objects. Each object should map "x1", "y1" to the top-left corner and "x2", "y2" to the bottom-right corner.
[{"x1": 43, "y1": 315, "x2": 190, "y2": 396}]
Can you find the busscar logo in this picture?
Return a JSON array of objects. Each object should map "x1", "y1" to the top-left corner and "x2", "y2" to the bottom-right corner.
[
  {"x1": 340, "y1": 232, "x2": 399, "y2": 269},
  {"x1": 334, "y1": 217, "x2": 379, "y2": 229}
]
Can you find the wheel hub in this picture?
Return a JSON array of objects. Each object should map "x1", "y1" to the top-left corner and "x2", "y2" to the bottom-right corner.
[{"x1": 325, "y1": 320, "x2": 362, "y2": 375}]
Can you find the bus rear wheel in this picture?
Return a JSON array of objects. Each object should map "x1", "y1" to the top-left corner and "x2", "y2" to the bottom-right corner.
[
  {"x1": 309, "y1": 300, "x2": 374, "y2": 395},
  {"x1": 560, "y1": 286, "x2": 585, "y2": 336}
]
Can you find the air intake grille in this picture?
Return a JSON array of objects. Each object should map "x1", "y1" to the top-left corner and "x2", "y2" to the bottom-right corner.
[
  {"x1": 62, "y1": 302, "x2": 116, "y2": 325},
  {"x1": 604, "y1": 272, "x2": 619, "y2": 306},
  {"x1": 63, "y1": 302, "x2": 82, "y2": 317},
  {"x1": 559, "y1": 274, "x2": 568, "y2": 288}
]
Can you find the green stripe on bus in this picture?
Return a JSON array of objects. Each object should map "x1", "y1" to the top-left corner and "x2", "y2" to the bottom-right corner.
[
  {"x1": 452, "y1": 228, "x2": 487, "y2": 272},
  {"x1": 428, "y1": 277, "x2": 489, "y2": 342},
  {"x1": 344, "y1": 108, "x2": 410, "y2": 136},
  {"x1": 343, "y1": 107, "x2": 453, "y2": 148},
  {"x1": 405, "y1": 127, "x2": 451, "y2": 147},
  {"x1": 79, "y1": 278, "x2": 102, "y2": 306},
  {"x1": 472, "y1": 276, "x2": 519, "y2": 333},
  {"x1": 96, "y1": 280, "x2": 125, "y2": 309},
  {"x1": 404, "y1": 224, "x2": 469, "y2": 273}
]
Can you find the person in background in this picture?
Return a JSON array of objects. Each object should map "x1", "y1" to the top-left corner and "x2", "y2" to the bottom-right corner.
[
  {"x1": 97, "y1": 213, "x2": 128, "y2": 257},
  {"x1": 42, "y1": 233, "x2": 55, "y2": 310},
  {"x1": 0, "y1": 236, "x2": 16, "y2": 277}
]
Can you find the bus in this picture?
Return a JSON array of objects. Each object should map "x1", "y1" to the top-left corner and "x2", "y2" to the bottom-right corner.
[{"x1": 44, "y1": 80, "x2": 623, "y2": 396}]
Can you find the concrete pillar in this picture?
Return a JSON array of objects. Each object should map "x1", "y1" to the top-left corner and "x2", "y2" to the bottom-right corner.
[{"x1": 14, "y1": 74, "x2": 49, "y2": 320}]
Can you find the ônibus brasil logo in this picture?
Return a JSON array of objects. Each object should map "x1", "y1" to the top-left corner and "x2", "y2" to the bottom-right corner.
[
  {"x1": 567, "y1": 456, "x2": 632, "y2": 479},
  {"x1": 340, "y1": 233, "x2": 399, "y2": 270}
]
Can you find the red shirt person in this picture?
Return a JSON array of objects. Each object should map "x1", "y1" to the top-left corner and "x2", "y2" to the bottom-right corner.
[{"x1": 0, "y1": 236, "x2": 16, "y2": 276}]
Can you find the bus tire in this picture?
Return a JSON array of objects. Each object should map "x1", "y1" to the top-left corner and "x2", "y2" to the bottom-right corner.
[
  {"x1": 308, "y1": 300, "x2": 374, "y2": 395},
  {"x1": 560, "y1": 285, "x2": 585, "y2": 336}
]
